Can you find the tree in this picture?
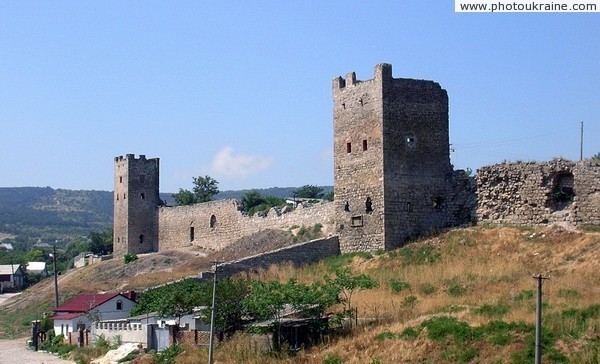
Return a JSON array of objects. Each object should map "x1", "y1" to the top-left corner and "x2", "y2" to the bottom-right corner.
[
  {"x1": 88, "y1": 227, "x2": 113, "y2": 255},
  {"x1": 172, "y1": 175, "x2": 220, "y2": 206},
  {"x1": 294, "y1": 185, "x2": 324, "y2": 199},
  {"x1": 324, "y1": 267, "x2": 379, "y2": 319},
  {"x1": 241, "y1": 190, "x2": 286, "y2": 216},
  {"x1": 592, "y1": 152, "x2": 600, "y2": 160}
]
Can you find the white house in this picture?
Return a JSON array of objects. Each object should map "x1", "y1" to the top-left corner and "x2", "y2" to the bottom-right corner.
[{"x1": 52, "y1": 292, "x2": 136, "y2": 337}]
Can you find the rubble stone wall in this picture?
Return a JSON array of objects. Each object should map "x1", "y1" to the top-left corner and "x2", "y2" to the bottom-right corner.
[{"x1": 476, "y1": 159, "x2": 600, "y2": 225}]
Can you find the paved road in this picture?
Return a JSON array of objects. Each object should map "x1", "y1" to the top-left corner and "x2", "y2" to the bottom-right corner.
[{"x1": 0, "y1": 339, "x2": 75, "y2": 364}]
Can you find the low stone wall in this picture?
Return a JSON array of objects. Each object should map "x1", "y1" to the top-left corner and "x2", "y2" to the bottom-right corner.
[
  {"x1": 159, "y1": 200, "x2": 335, "y2": 251},
  {"x1": 476, "y1": 159, "x2": 600, "y2": 225},
  {"x1": 199, "y1": 236, "x2": 340, "y2": 280}
]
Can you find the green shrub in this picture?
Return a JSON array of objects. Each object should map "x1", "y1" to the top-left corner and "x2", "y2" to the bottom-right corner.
[
  {"x1": 399, "y1": 327, "x2": 420, "y2": 340},
  {"x1": 374, "y1": 330, "x2": 396, "y2": 341},
  {"x1": 154, "y1": 343, "x2": 183, "y2": 364},
  {"x1": 123, "y1": 253, "x2": 138, "y2": 264},
  {"x1": 322, "y1": 353, "x2": 342, "y2": 364},
  {"x1": 395, "y1": 245, "x2": 441, "y2": 266},
  {"x1": 447, "y1": 281, "x2": 467, "y2": 297},
  {"x1": 420, "y1": 317, "x2": 481, "y2": 342},
  {"x1": 313, "y1": 223, "x2": 323, "y2": 234},
  {"x1": 513, "y1": 289, "x2": 534, "y2": 301},
  {"x1": 401, "y1": 296, "x2": 418, "y2": 308},
  {"x1": 476, "y1": 303, "x2": 510, "y2": 317},
  {"x1": 557, "y1": 288, "x2": 581, "y2": 299},
  {"x1": 389, "y1": 278, "x2": 411, "y2": 293}
]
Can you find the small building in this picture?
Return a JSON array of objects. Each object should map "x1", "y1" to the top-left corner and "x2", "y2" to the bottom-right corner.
[
  {"x1": 52, "y1": 292, "x2": 136, "y2": 337},
  {"x1": 0, "y1": 264, "x2": 25, "y2": 292},
  {"x1": 26, "y1": 262, "x2": 49, "y2": 280}
]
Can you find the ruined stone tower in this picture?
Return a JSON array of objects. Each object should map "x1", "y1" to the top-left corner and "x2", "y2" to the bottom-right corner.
[
  {"x1": 333, "y1": 63, "x2": 455, "y2": 252},
  {"x1": 113, "y1": 154, "x2": 160, "y2": 256}
]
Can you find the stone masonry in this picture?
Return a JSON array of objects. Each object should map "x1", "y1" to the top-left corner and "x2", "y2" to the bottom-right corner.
[
  {"x1": 477, "y1": 159, "x2": 600, "y2": 225},
  {"x1": 332, "y1": 64, "x2": 476, "y2": 252},
  {"x1": 113, "y1": 64, "x2": 598, "y2": 259}
]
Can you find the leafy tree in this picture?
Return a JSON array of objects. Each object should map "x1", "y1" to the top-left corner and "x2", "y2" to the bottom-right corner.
[
  {"x1": 323, "y1": 191, "x2": 334, "y2": 201},
  {"x1": 88, "y1": 227, "x2": 113, "y2": 255},
  {"x1": 325, "y1": 267, "x2": 379, "y2": 317},
  {"x1": 172, "y1": 175, "x2": 219, "y2": 205},
  {"x1": 241, "y1": 190, "x2": 286, "y2": 216},
  {"x1": 172, "y1": 188, "x2": 196, "y2": 206},
  {"x1": 294, "y1": 185, "x2": 324, "y2": 199},
  {"x1": 592, "y1": 152, "x2": 600, "y2": 160}
]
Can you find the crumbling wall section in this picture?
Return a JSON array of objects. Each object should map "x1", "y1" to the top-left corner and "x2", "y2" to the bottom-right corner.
[{"x1": 476, "y1": 159, "x2": 600, "y2": 225}]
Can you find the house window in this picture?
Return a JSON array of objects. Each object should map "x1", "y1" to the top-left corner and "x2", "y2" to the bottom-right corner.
[
  {"x1": 116, "y1": 300, "x2": 123, "y2": 310},
  {"x1": 346, "y1": 142, "x2": 352, "y2": 154},
  {"x1": 210, "y1": 215, "x2": 217, "y2": 228},
  {"x1": 190, "y1": 227, "x2": 195, "y2": 241},
  {"x1": 362, "y1": 139, "x2": 368, "y2": 151}
]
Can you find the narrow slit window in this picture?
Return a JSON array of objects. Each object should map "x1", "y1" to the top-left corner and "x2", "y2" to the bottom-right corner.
[
  {"x1": 139, "y1": 235, "x2": 144, "y2": 244},
  {"x1": 190, "y1": 227, "x2": 195, "y2": 241},
  {"x1": 140, "y1": 192, "x2": 145, "y2": 200},
  {"x1": 362, "y1": 139, "x2": 368, "y2": 151},
  {"x1": 346, "y1": 142, "x2": 352, "y2": 154},
  {"x1": 210, "y1": 215, "x2": 217, "y2": 228}
]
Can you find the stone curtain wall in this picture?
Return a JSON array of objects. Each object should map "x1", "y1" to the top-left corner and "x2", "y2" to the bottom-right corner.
[
  {"x1": 198, "y1": 236, "x2": 340, "y2": 280},
  {"x1": 476, "y1": 159, "x2": 600, "y2": 225},
  {"x1": 159, "y1": 200, "x2": 335, "y2": 251}
]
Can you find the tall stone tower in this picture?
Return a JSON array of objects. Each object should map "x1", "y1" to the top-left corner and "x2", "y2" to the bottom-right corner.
[
  {"x1": 113, "y1": 154, "x2": 160, "y2": 257},
  {"x1": 333, "y1": 64, "x2": 452, "y2": 252}
]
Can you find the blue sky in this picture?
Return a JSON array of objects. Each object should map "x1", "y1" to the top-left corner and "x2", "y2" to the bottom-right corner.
[{"x1": 1, "y1": 1, "x2": 598, "y2": 193}]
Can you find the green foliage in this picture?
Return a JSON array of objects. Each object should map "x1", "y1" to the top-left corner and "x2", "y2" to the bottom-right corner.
[
  {"x1": 123, "y1": 253, "x2": 137, "y2": 264},
  {"x1": 241, "y1": 190, "x2": 287, "y2": 216},
  {"x1": 420, "y1": 316, "x2": 482, "y2": 343},
  {"x1": 557, "y1": 288, "x2": 581, "y2": 299},
  {"x1": 323, "y1": 252, "x2": 373, "y2": 272},
  {"x1": 513, "y1": 289, "x2": 535, "y2": 301},
  {"x1": 89, "y1": 227, "x2": 113, "y2": 255},
  {"x1": 446, "y1": 278, "x2": 467, "y2": 297},
  {"x1": 154, "y1": 344, "x2": 183, "y2": 364},
  {"x1": 476, "y1": 303, "x2": 510, "y2": 317},
  {"x1": 389, "y1": 245, "x2": 441, "y2": 266},
  {"x1": 294, "y1": 185, "x2": 324, "y2": 199},
  {"x1": 374, "y1": 329, "x2": 396, "y2": 341},
  {"x1": 389, "y1": 278, "x2": 411, "y2": 293},
  {"x1": 323, "y1": 191, "x2": 334, "y2": 201},
  {"x1": 401, "y1": 296, "x2": 418, "y2": 308},
  {"x1": 172, "y1": 175, "x2": 219, "y2": 205},
  {"x1": 322, "y1": 353, "x2": 342, "y2": 364},
  {"x1": 94, "y1": 333, "x2": 111, "y2": 349},
  {"x1": 399, "y1": 327, "x2": 420, "y2": 340},
  {"x1": 324, "y1": 267, "x2": 378, "y2": 315},
  {"x1": 591, "y1": 152, "x2": 600, "y2": 160}
]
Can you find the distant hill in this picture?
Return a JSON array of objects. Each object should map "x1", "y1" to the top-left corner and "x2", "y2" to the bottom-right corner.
[{"x1": 0, "y1": 186, "x2": 333, "y2": 246}]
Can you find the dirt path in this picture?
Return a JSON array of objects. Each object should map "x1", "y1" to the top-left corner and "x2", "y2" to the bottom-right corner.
[{"x1": 0, "y1": 338, "x2": 75, "y2": 364}]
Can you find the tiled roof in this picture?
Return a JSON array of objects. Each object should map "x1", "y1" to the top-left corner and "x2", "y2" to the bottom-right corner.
[
  {"x1": 53, "y1": 293, "x2": 122, "y2": 313},
  {"x1": 53, "y1": 312, "x2": 84, "y2": 320}
]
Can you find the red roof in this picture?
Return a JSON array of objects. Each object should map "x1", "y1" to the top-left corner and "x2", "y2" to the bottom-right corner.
[
  {"x1": 53, "y1": 312, "x2": 84, "y2": 320},
  {"x1": 53, "y1": 293, "x2": 122, "y2": 313}
]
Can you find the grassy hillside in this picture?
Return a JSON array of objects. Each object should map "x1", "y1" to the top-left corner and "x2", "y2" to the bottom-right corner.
[{"x1": 1, "y1": 225, "x2": 598, "y2": 363}]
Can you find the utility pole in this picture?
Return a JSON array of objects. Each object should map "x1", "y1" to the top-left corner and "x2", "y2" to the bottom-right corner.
[
  {"x1": 208, "y1": 261, "x2": 220, "y2": 364},
  {"x1": 533, "y1": 274, "x2": 549, "y2": 364},
  {"x1": 51, "y1": 242, "x2": 59, "y2": 307},
  {"x1": 580, "y1": 121, "x2": 584, "y2": 161}
]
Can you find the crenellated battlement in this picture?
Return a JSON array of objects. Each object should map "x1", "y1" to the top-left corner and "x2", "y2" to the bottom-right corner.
[
  {"x1": 332, "y1": 63, "x2": 393, "y2": 91},
  {"x1": 114, "y1": 154, "x2": 148, "y2": 162}
]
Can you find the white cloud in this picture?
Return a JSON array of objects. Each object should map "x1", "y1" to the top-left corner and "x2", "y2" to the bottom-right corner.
[{"x1": 210, "y1": 146, "x2": 274, "y2": 178}]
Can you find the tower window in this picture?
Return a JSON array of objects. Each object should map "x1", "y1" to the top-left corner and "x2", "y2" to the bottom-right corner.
[
  {"x1": 190, "y1": 227, "x2": 195, "y2": 241},
  {"x1": 124, "y1": 193, "x2": 127, "y2": 199},
  {"x1": 346, "y1": 142, "x2": 352, "y2": 154},
  {"x1": 406, "y1": 134, "x2": 416, "y2": 149},
  {"x1": 210, "y1": 215, "x2": 217, "y2": 228},
  {"x1": 116, "y1": 195, "x2": 119, "y2": 201},
  {"x1": 119, "y1": 176, "x2": 123, "y2": 183},
  {"x1": 139, "y1": 235, "x2": 144, "y2": 244},
  {"x1": 344, "y1": 201, "x2": 350, "y2": 212},
  {"x1": 406, "y1": 202, "x2": 412, "y2": 212},
  {"x1": 365, "y1": 197, "x2": 373, "y2": 213},
  {"x1": 140, "y1": 193, "x2": 145, "y2": 200},
  {"x1": 362, "y1": 139, "x2": 368, "y2": 151},
  {"x1": 351, "y1": 216, "x2": 363, "y2": 227}
]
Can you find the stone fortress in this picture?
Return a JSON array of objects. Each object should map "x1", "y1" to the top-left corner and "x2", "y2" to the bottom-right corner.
[{"x1": 113, "y1": 64, "x2": 600, "y2": 258}]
